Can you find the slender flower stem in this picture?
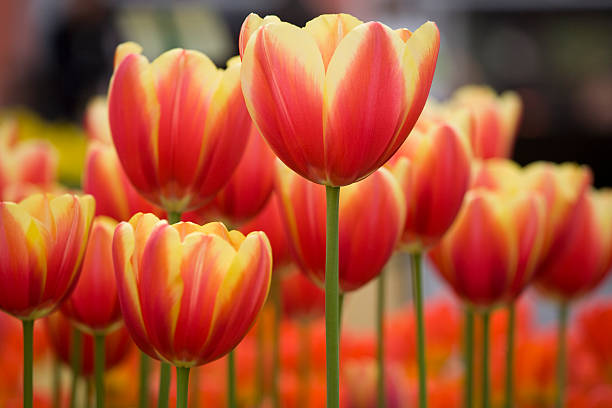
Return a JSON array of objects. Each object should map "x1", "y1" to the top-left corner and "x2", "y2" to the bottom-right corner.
[
  {"x1": 463, "y1": 308, "x2": 474, "y2": 408},
  {"x1": 255, "y1": 320, "x2": 265, "y2": 404},
  {"x1": 52, "y1": 355, "x2": 61, "y2": 408},
  {"x1": 85, "y1": 379, "x2": 93, "y2": 408},
  {"x1": 158, "y1": 363, "x2": 171, "y2": 408},
  {"x1": 482, "y1": 310, "x2": 491, "y2": 408},
  {"x1": 504, "y1": 303, "x2": 516, "y2": 408},
  {"x1": 138, "y1": 353, "x2": 151, "y2": 408},
  {"x1": 377, "y1": 271, "x2": 386, "y2": 408},
  {"x1": 176, "y1": 367, "x2": 190, "y2": 408},
  {"x1": 94, "y1": 334, "x2": 105, "y2": 408},
  {"x1": 555, "y1": 302, "x2": 569, "y2": 408},
  {"x1": 70, "y1": 327, "x2": 83, "y2": 408},
  {"x1": 228, "y1": 350, "x2": 236, "y2": 408},
  {"x1": 298, "y1": 320, "x2": 310, "y2": 408},
  {"x1": 325, "y1": 185, "x2": 340, "y2": 408},
  {"x1": 167, "y1": 211, "x2": 181, "y2": 224},
  {"x1": 22, "y1": 320, "x2": 34, "y2": 408},
  {"x1": 272, "y1": 275, "x2": 281, "y2": 408},
  {"x1": 338, "y1": 293, "x2": 345, "y2": 334},
  {"x1": 411, "y1": 252, "x2": 427, "y2": 408}
]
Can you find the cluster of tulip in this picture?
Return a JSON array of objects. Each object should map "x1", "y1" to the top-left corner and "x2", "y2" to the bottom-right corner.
[{"x1": 0, "y1": 10, "x2": 610, "y2": 408}]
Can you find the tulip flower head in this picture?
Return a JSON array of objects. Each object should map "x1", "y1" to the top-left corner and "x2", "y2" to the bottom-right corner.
[
  {"x1": 275, "y1": 162, "x2": 406, "y2": 291},
  {"x1": 84, "y1": 96, "x2": 112, "y2": 144},
  {"x1": 112, "y1": 213, "x2": 272, "y2": 366},
  {"x1": 0, "y1": 193, "x2": 95, "y2": 320},
  {"x1": 239, "y1": 13, "x2": 440, "y2": 186},
  {"x1": 108, "y1": 43, "x2": 251, "y2": 212},
  {"x1": 430, "y1": 188, "x2": 545, "y2": 307},
  {"x1": 281, "y1": 268, "x2": 326, "y2": 321},
  {"x1": 387, "y1": 117, "x2": 471, "y2": 251},
  {"x1": 61, "y1": 216, "x2": 122, "y2": 334}
]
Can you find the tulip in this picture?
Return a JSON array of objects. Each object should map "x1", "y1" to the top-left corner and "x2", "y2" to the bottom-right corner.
[
  {"x1": 275, "y1": 161, "x2": 405, "y2": 292},
  {"x1": 214, "y1": 124, "x2": 276, "y2": 224},
  {"x1": 0, "y1": 193, "x2": 94, "y2": 408},
  {"x1": 84, "y1": 96, "x2": 112, "y2": 144},
  {"x1": 108, "y1": 43, "x2": 251, "y2": 215},
  {"x1": 430, "y1": 188, "x2": 544, "y2": 408},
  {"x1": 240, "y1": 14, "x2": 438, "y2": 407},
  {"x1": 0, "y1": 119, "x2": 58, "y2": 201},
  {"x1": 282, "y1": 268, "x2": 326, "y2": 321},
  {"x1": 112, "y1": 213, "x2": 272, "y2": 408},
  {"x1": 444, "y1": 85, "x2": 522, "y2": 159}
]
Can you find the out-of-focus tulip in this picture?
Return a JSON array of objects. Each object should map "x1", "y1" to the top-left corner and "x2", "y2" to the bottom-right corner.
[
  {"x1": 45, "y1": 312, "x2": 132, "y2": 377},
  {"x1": 281, "y1": 268, "x2": 325, "y2": 321},
  {"x1": 275, "y1": 162, "x2": 405, "y2": 291},
  {"x1": 443, "y1": 85, "x2": 522, "y2": 159},
  {"x1": 430, "y1": 188, "x2": 544, "y2": 307},
  {"x1": 0, "y1": 119, "x2": 58, "y2": 201},
  {"x1": 61, "y1": 216, "x2": 122, "y2": 333},
  {"x1": 0, "y1": 193, "x2": 94, "y2": 320},
  {"x1": 535, "y1": 189, "x2": 612, "y2": 300},
  {"x1": 386, "y1": 117, "x2": 471, "y2": 251},
  {"x1": 341, "y1": 360, "x2": 405, "y2": 408},
  {"x1": 84, "y1": 96, "x2": 112, "y2": 144},
  {"x1": 240, "y1": 193, "x2": 292, "y2": 269},
  {"x1": 108, "y1": 43, "x2": 251, "y2": 212},
  {"x1": 112, "y1": 213, "x2": 272, "y2": 366},
  {"x1": 83, "y1": 141, "x2": 164, "y2": 221},
  {"x1": 239, "y1": 13, "x2": 440, "y2": 186},
  {"x1": 214, "y1": 125, "x2": 275, "y2": 223},
  {"x1": 577, "y1": 301, "x2": 612, "y2": 379}
]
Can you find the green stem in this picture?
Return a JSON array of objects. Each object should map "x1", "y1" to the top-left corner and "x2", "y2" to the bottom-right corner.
[
  {"x1": 228, "y1": 350, "x2": 236, "y2": 408},
  {"x1": 176, "y1": 367, "x2": 190, "y2": 408},
  {"x1": 255, "y1": 321, "x2": 265, "y2": 405},
  {"x1": 338, "y1": 293, "x2": 345, "y2": 334},
  {"x1": 555, "y1": 302, "x2": 569, "y2": 408},
  {"x1": 70, "y1": 327, "x2": 83, "y2": 408},
  {"x1": 167, "y1": 211, "x2": 182, "y2": 224},
  {"x1": 272, "y1": 275, "x2": 281, "y2": 408},
  {"x1": 482, "y1": 310, "x2": 491, "y2": 408},
  {"x1": 52, "y1": 355, "x2": 61, "y2": 408},
  {"x1": 85, "y1": 379, "x2": 92, "y2": 408},
  {"x1": 504, "y1": 303, "x2": 515, "y2": 408},
  {"x1": 22, "y1": 320, "x2": 34, "y2": 408},
  {"x1": 139, "y1": 353, "x2": 151, "y2": 408},
  {"x1": 325, "y1": 185, "x2": 340, "y2": 408},
  {"x1": 298, "y1": 321, "x2": 310, "y2": 408},
  {"x1": 411, "y1": 252, "x2": 427, "y2": 408},
  {"x1": 463, "y1": 308, "x2": 474, "y2": 408},
  {"x1": 158, "y1": 362, "x2": 171, "y2": 408},
  {"x1": 94, "y1": 334, "x2": 105, "y2": 408},
  {"x1": 377, "y1": 272, "x2": 386, "y2": 408}
]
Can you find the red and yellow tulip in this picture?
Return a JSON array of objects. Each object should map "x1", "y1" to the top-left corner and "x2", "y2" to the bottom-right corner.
[
  {"x1": 239, "y1": 13, "x2": 440, "y2": 186},
  {"x1": 275, "y1": 162, "x2": 406, "y2": 291},
  {"x1": 112, "y1": 213, "x2": 272, "y2": 366},
  {"x1": 535, "y1": 189, "x2": 612, "y2": 300},
  {"x1": 386, "y1": 117, "x2": 471, "y2": 251},
  {"x1": 61, "y1": 216, "x2": 122, "y2": 333},
  {"x1": 0, "y1": 193, "x2": 94, "y2": 320},
  {"x1": 430, "y1": 188, "x2": 545, "y2": 307},
  {"x1": 281, "y1": 268, "x2": 326, "y2": 321},
  {"x1": 108, "y1": 43, "x2": 251, "y2": 212}
]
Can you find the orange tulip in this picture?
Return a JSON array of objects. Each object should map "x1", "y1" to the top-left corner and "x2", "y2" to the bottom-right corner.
[
  {"x1": 386, "y1": 117, "x2": 471, "y2": 251},
  {"x1": 0, "y1": 119, "x2": 58, "y2": 201},
  {"x1": 430, "y1": 188, "x2": 544, "y2": 307},
  {"x1": 443, "y1": 85, "x2": 522, "y2": 159},
  {"x1": 112, "y1": 213, "x2": 272, "y2": 366},
  {"x1": 535, "y1": 189, "x2": 612, "y2": 300},
  {"x1": 0, "y1": 193, "x2": 94, "y2": 320},
  {"x1": 61, "y1": 216, "x2": 122, "y2": 333},
  {"x1": 240, "y1": 193, "x2": 292, "y2": 269},
  {"x1": 275, "y1": 162, "x2": 405, "y2": 291},
  {"x1": 214, "y1": 125, "x2": 275, "y2": 224},
  {"x1": 281, "y1": 268, "x2": 325, "y2": 321},
  {"x1": 108, "y1": 43, "x2": 251, "y2": 212},
  {"x1": 44, "y1": 312, "x2": 132, "y2": 377},
  {"x1": 84, "y1": 96, "x2": 112, "y2": 144},
  {"x1": 239, "y1": 13, "x2": 440, "y2": 186}
]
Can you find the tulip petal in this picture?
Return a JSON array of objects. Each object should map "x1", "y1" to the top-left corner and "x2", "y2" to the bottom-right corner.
[
  {"x1": 241, "y1": 22, "x2": 327, "y2": 183},
  {"x1": 239, "y1": 14, "x2": 281, "y2": 58},
  {"x1": 304, "y1": 13, "x2": 363, "y2": 69}
]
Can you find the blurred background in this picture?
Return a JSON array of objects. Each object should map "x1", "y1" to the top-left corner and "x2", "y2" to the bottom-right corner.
[{"x1": 1, "y1": 0, "x2": 611, "y2": 328}]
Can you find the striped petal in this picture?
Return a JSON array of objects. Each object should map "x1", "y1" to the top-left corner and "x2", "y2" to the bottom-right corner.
[
  {"x1": 303, "y1": 13, "x2": 363, "y2": 69},
  {"x1": 108, "y1": 52, "x2": 160, "y2": 202},
  {"x1": 241, "y1": 22, "x2": 327, "y2": 184},
  {"x1": 323, "y1": 22, "x2": 407, "y2": 185},
  {"x1": 238, "y1": 14, "x2": 281, "y2": 58}
]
